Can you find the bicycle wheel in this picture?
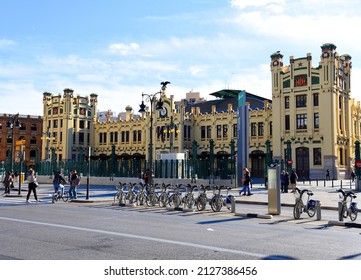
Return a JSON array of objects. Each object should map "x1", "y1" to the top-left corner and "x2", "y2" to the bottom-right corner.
[
  {"x1": 210, "y1": 196, "x2": 223, "y2": 212},
  {"x1": 118, "y1": 192, "x2": 125, "y2": 205},
  {"x1": 51, "y1": 194, "x2": 57, "y2": 204},
  {"x1": 146, "y1": 193, "x2": 158, "y2": 207},
  {"x1": 138, "y1": 193, "x2": 146, "y2": 206},
  {"x1": 168, "y1": 194, "x2": 181, "y2": 208},
  {"x1": 158, "y1": 193, "x2": 168, "y2": 207},
  {"x1": 196, "y1": 196, "x2": 207, "y2": 211},
  {"x1": 184, "y1": 194, "x2": 195, "y2": 208},
  {"x1": 114, "y1": 192, "x2": 120, "y2": 203},
  {"x1": 350, "y1": 204, "x2": 358, "y2": 221},
  {"x1": 128, "y1": 193, "x2": 137, "y2": 204},
  {"x1": 62, "y1": 191, "x2": 69, "y2": 202},
  {"x1": 293, "y1": 201, "x2": 303, "y2": 219}
]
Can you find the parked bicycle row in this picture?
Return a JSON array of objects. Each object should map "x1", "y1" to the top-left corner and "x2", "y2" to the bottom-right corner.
[
  {"x1": 113, "y1": 182, "x2": 235, "y2": 212},
  {"x1": 293, "y1": 187, "x2": 358, "y2": 221}
]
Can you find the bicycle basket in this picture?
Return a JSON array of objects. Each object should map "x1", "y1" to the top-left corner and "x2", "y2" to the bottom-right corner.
[
  {"x1": 308, "y1": 199, "x2": 316, "y2": 208},
  {"x1": 226, "y1": 195, "x2": 233, "y2": 204}
]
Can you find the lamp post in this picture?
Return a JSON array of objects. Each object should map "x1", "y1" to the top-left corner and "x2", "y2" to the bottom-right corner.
[
  {"x1": 139, "y1": 82, "x2": 169, "y2": 184},
  {"x1": 163, "y1": 116, "x2": 180, "y2": 153},
  {"x1": 6, "y1": 113, "x2": 21, "y2": 172},
  {"x1": 41, "y1": 127, "x2": 55, "y2": 175}
]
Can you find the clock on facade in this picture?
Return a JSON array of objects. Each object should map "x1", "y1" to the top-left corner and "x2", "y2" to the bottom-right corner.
[{"x1": 160, "y1": 107, "x2": 167, "y2": 118}]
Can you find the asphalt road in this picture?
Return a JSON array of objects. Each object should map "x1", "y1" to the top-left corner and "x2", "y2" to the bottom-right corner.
[{"x1": 0, "y1": 192, "x2": 360, "y2": 260}]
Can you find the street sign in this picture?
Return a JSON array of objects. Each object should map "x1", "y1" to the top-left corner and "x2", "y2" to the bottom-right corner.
[
  {"x1": 287, "y1": 159, "x2": 293, "y2": 165},
  {"x1": 356, "y1": 160, "x2": 361, "y2": 168}
]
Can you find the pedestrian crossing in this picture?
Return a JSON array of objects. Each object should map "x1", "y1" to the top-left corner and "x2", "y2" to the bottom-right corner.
[{"x1": 0, "y1": 194, "x2": 52, "y2": 206}]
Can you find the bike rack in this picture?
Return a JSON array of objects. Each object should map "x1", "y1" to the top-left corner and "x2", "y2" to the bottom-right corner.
[{"x1": 316, "y1": 200, "x2": 321, "y2": 221}]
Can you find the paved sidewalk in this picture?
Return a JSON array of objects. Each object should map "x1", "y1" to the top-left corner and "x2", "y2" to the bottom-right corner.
[{"x1": 1, "y1": 181, "x2": 360, "y2": 211}]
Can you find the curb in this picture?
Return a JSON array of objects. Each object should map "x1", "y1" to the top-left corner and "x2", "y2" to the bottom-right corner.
[
  {"x1": 328, "y1": 220, "x2": 361, "y2": 228},
  {"x1": 235, "y1": 212, "x2": 273, "y2": 219}
]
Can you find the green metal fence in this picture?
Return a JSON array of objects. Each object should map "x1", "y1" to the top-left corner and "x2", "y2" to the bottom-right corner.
[{"x1": 19, "y1": 158, "x2": 237, "y2": 180}]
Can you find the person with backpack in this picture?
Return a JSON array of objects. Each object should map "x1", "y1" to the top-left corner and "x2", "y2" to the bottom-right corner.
[
  {"x1": 3, "y1": 171, "x2": 13, "y2": 195},
  {"x1": 290, "y1": 169, "x2": 298, "y2": 193},
  {"x1": 69, "y1": 169, "x2": 80, "y2": 200},
  {"x1": 53, "y1": 170, "x2": 67, "y2": 196}
]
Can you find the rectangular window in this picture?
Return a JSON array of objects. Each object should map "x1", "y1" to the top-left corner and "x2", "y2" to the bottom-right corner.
[
  {"x1": 285, "y1": 115, "x2": 290, "y2": 130},
  {"x1": 314, "y1": 113, "x2": 319, "y2": 129},
  {"x1": 296, "y1": 114, "x2": 307, "y2": 129},
  {"x1": 313, "y1": 93, "x2": 319, "y2": 106},
  {"x1": 285, "y1": 96, "x2": 290, "y2": 109},
  {"x1": 79, "y1": 120, "x2": 85, "y2": 129},
  {"x1": 296, "y1": 95, "x2": 307, "y2": 108},
  {"x1": 125, "y1": 131, "x2": 129, "y2": 143},
  {"x1": 110, "y1": 132, "x2": 114, "y2": 143},
  {"x1": 270, "y1": 121, "x2": 273, "y2": 136},
  {"x1": 258, "y1": 122, "x2": 264, "y2": 136},
  {"x1": 207, "y1": 126, "x2": 212, "y2": 139},
  {"x1": 99, "y1": 133, "x2": 103, "y2": 144},
  {"x1": 251, "y1": 123, "x2": 257, "y2": 136},
  {"x1": 121, "y1": 131, "x2": 125, "y2": 143},
  {"x1": 201, "y1": 126, "x2": 206, "y2": 139},
  {"x1": 79, "y1": 132, "x2": 84, "y2": 144},
  {"x1": 133, "y1": 131, "x2": 137, "y2": 142},
  {"x1": 138, "y1": 130, "x2": 141, "y2": 142},
  {"x1": 53, "y1": 120, "x2": 58, "y2": 128},
  {"x1": 313, "y1": 148, "x2": 322, "y2": 165},
  {"x1": 216, "y1": 125, "x2": 222, "y2": 138},
  {"x1": 223, "y1": 124, "x2": 228, "y2": 138}
]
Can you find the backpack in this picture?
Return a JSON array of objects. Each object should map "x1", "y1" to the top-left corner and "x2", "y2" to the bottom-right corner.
[
  {"x1": 53, "y1": 175, "x2": 59, "y2": 185},
  {"x1": 72, "y1": 176, "x2": 80, "y2": 186}
]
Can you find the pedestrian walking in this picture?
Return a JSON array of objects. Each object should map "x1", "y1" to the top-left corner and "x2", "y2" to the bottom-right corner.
[
  {"x1": 26, "y1": 168, "x2": 39, "y2": 203},
  {"x1": 284, "y1": 171, "x2": 290, "y2": 193},
  {"x1": 326, "y1": 169, "x2": 330, "y2": 181},
  {"x1": 239, "y1": 167, "x2": 253, "y2": 196},
  {"x1": 69, "y1": 169, "x2": 80, "y2": 199},
  {"x1": 351, "y1": 170, "x2": 356, "y2": 182},
  {"x1": 290, "y1": 169, "x2": 298, "y2": 193},
  {"x1": 3, "y1": 171, "x2": 13, "y2": 195}
]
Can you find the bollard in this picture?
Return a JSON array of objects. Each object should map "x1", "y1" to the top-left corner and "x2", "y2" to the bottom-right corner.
[
  {"x1": 316, "y1": 200, "x2": 321, "y2": 221},
  {"x1": 340, "y1": 180, "x2": 343, "y2": 189},
  {"x1": 231, "y1": 196, "x2": 236, "y2": 213},
  {"x1": 338, "y1": 201, "x2": 343, "y2": 222}
]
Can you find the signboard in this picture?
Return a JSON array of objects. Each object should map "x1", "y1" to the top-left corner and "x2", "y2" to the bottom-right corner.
[
  {"x1": 356, "y1": 160, "x2": 361, "y2": 168},
  {"x1": 287, "y1": 159, "x2": 293, "y2": 165}
]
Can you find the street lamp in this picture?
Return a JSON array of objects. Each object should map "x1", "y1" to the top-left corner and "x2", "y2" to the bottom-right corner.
[
  {"x1": 163, "y1": 116, "x2": 180, "y2": 153},
  {"x1": 41, "y1": 127, "x2": 55, "y2": 161},
  {"x1": 139, "y1": 82, "x2": 170, "y2": 184},
  {"x1": 6, "y1": 113, "x2": 21, "y2": 172}
]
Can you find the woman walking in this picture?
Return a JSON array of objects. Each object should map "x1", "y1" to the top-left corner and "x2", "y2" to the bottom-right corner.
[{"x1": 26, "y1": 168, "x2": 39, "y2": 203}]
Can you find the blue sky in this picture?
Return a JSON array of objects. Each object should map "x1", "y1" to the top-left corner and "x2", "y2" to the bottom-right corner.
[{"x1": 1, "y1": 0, "x2": 361, "y2": 116}]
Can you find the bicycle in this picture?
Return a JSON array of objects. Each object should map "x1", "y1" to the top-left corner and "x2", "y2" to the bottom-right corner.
[
  {"x1": 52, "y1": 187, "x2": 69, "y2": 203},
  {"x1": 167, "y1": 184, "x2": 183, "y2": 208},
  {"x1": 125, "y1": 182, "x2": 138, "y2": 204},
  {"x1": 209, "y1": 185, "x2": 233, "y2": 212},
  {"x1": 136, "y1": 182, "x2": 147, "y2": 206},
  {"x1": 145, "y1": 183, "x2": 159, "y2": 207},
  {"x1": 182, "y1": 184, "x2": 198, "y2": 209},
  {"x1": 195, "y1": 184, "x2": 209, "y2": 211},
  {"x1": 293, "y1": 188, "x2": 316, "y2": 219},
  {"x1": 158, "y1": 183, "x2": 171, "y2": 207},
  {"x1": 114, "y1": 182, "x2": 126, "y2": 205},
  {"x1": 337, "y1": 189, "x2": 358, "y2": 221}
]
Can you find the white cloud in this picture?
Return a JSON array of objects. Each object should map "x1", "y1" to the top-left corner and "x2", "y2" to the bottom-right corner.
[
  {"x1": 0, "y1": 39, "x2": 15, "y2": 48},
  {"x1": 108, "y1": 42, "x2": 140, "y2": 55}
]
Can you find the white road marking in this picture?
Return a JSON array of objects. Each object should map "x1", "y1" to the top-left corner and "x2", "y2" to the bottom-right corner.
[{"x1": 0, "y1": 216, "x2": 265, "y2": 258}]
